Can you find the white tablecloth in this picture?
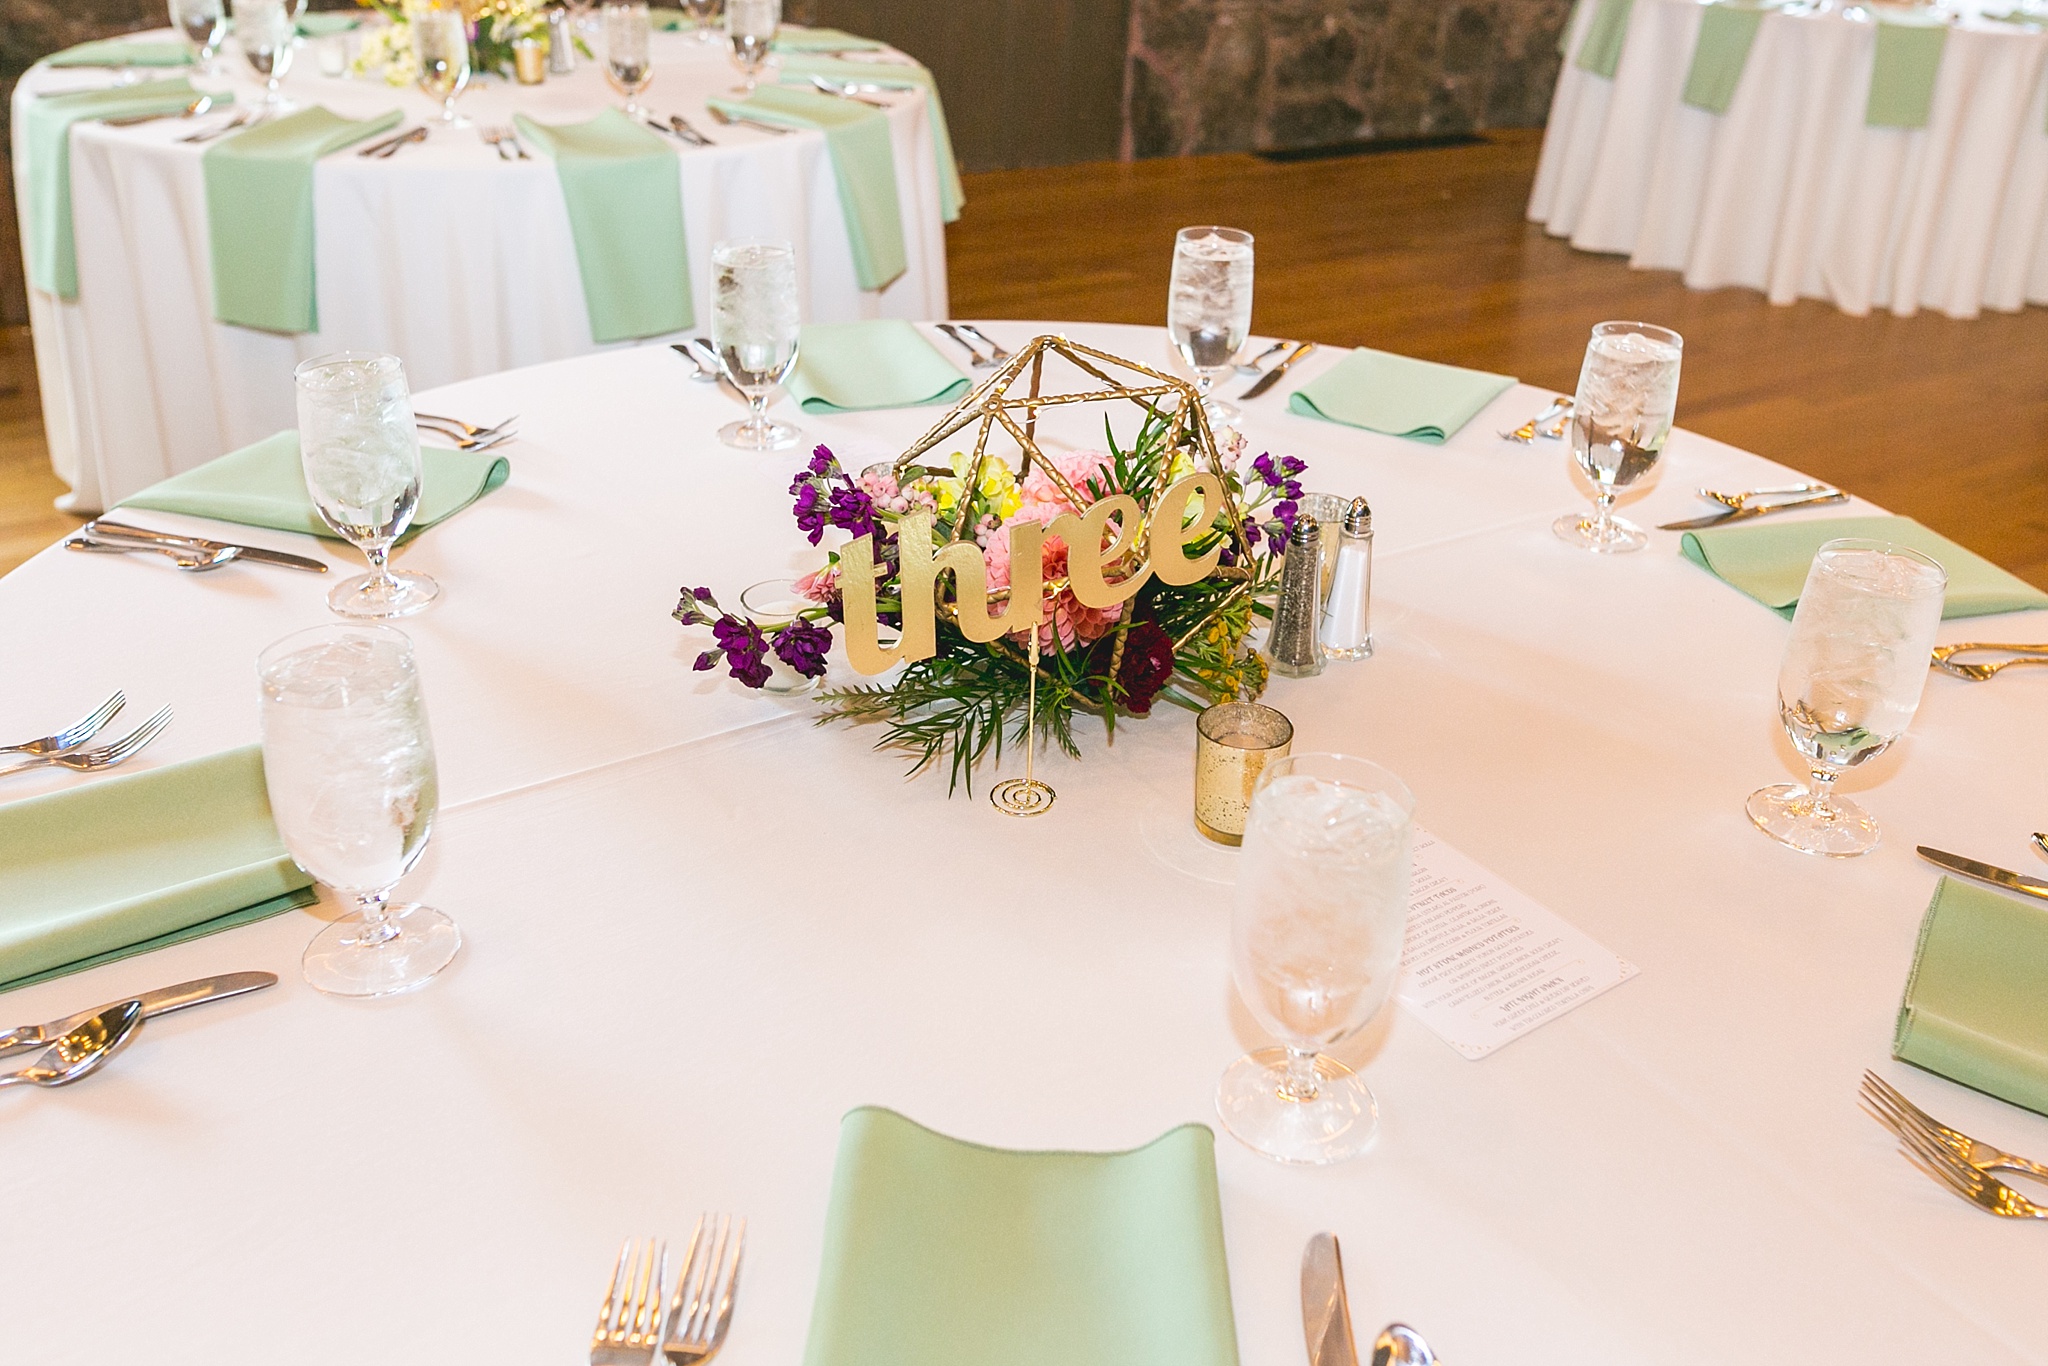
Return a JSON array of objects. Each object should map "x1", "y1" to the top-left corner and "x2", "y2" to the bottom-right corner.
[
  {"x1": 9, "y1": 27, "x2": 949, "y2": 513},
  {"x1": 1530, "y1": 0, "x2": 2048, "y2": 318},
  {"x1": 1, "y1": 322, "x2": 2044, "y2": 1364}
]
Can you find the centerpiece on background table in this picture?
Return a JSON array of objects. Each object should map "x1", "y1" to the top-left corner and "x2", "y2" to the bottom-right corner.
[
  {"x1": 350, "y1": 0, "x2": 549, "y2": 83},
  {"x1": 674, "y1": 335, "x2": 1312, "y2": 797}
]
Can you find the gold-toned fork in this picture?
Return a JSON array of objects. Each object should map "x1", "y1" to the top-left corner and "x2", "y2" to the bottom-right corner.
[
  {"x1": 1860, "y1": 1071, "x2": 2048, "y2": 1183},
  {"x1": 590, "y1": 1238, "x2": 669, "y2": 1366},
  {"x1": 662, "y1": 1214, "x2": 745, "y2": 1366},
  {"x1": 1931, "y1": 642, "x2": 2048, "y2": 681},
  {"x1": 1894, "y1": 1120, "x2": 2048, "y2": 1218},
  {"x1": 1698, "y1": 482, "x2": 1834, "y2": 509}
]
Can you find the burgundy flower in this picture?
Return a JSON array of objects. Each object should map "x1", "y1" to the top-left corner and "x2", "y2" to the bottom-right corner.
[{"x1": 1115, "y1": 621, "x2": 1175, "y2": 716}]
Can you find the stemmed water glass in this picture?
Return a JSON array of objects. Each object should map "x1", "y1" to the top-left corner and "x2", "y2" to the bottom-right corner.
[
  {"x1": 259, "y1": 623, "x2": 462, "y2": 998},
  {"x1": 1217, "y1": 753, "x2": 1415, "y2": 1165},
  {"x1": 602, "y1": 2, "x2": 654, "y2": 116},
  {"x1": 169, "y1": 0, "x2": 227, "y2": 74},
  {"x1": 295, "y1": 352, "x2": 441, "y2": 619},
  {"x1": 726, "y1": 0, "x2": 778, "y2": 93},
  {"x1": 234, "y1": 0, "x2": 296, "y2": 109},
  {"x1": 710, "y1": 240, "x2": 801, "y2": 451},
  {"x1": 412, "y1": 5, "x2": 472, "y2": 126},
  {"x1": 1168, "y1": 226, "x2": 1254, "y2": 426},
  {"x1": 1554, "y1": 320, "x2": 1683, "y2": 554},
  {"x1": 1746, "y1": 538, "x2": 1946, "y2": 857},
  {"x1": 685, "y1": 0, "x2": 722, "y2": 42}
]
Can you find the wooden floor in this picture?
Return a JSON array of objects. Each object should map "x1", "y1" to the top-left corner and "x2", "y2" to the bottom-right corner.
[{"x1": 3, "y1": 128, "x2": 2044, "y2": 583}]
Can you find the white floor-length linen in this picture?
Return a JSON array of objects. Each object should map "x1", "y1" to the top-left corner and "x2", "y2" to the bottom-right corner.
[
  {"x1": 10, "y1": 30, "x2": 949, "y2": 513},
  {"x1": 1530, "y1": 0, "x2": 2048, "y2": 318},
  {"x1": 0, "y1": 322, "x2": 2043, "y2": 1365}
]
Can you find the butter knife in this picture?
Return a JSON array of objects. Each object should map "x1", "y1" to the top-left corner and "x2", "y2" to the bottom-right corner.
[
  {"x1": 1243, "y1": 341, "x2": 1316, "y2": 400},
  {"x1": 85, "y1": 520, "x2": 330, "y2": 573},
  {"x1": 1303, "y1": 1233, "x2": 1359, "y2": 1366},
  {"x1": 1917, "y1": 847, "x2": 2048, "y2": 904},
  {"x1": 0, "y1": 971, "x2": 277, "y2": 1060},
  {"x1": 1657, "y1": 490, "x2": 1849, "y2": 531}
]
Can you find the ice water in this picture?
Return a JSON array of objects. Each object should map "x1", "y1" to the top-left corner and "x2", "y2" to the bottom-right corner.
[
  {"x1": 296, "y1": 355, "x2": 422, "y2": 545},
  {"x1": 1778, "y1": 544, "x2": 1946, "y2": 769},
  {"x1": 1233, "y1": 775, "x2": 1412, "y2": 1048},
  {"x1": 712, "y1": 243, "x2": 801, "y2": 390},
  {"x1": 1572, "y1": 327, "x2": 1682, "y2": 489},
  {"x1": 174, "y1": 0, "x2": 225, "y2": 53},
  {"x1": 1168, "y1": 230, "x2": 1254, "y2": 375}
]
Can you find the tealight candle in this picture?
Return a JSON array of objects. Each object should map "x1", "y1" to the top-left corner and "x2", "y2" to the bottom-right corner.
[
  {"x1": 514, "y1": 37, "x2": 547, "y2": 84},
  {"x1": 739, "y1": 578, "x2": 821, "y2": 696},
  {"x1": 1193, "y1": 701, "x2": 1293, "y2": 845}
]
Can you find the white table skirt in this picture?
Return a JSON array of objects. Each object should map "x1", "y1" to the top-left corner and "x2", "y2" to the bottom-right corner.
[
  {"x1": 10, "y1": 28, "x2": 949, "y2": 514},
  {"x1": 0, "y1": 322, "x2": 2044, "y2": 1364},
  {"x1": 1530, "y1": 0, "x2": 2048, "y2": 318}
]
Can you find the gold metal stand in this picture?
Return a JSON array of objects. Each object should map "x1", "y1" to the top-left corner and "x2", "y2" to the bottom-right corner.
[{"x1": 990, "y1": 631, "x2": 1055, "y2": 817}]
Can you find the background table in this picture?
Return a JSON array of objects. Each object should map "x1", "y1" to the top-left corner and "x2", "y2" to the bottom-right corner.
[
  {"x1": 9, "y1": 27, "x2": 950, "y2": 514},
  {"x1": 1530, "y1": 0, "x2": 2048, "y2": 319},
  {"x1": 0, "y1": 322, "x2": 2044, "y2": 1363}
]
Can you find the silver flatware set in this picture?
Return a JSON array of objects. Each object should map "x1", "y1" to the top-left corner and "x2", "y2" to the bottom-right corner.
[
  {"x1": 0, "y1": 973, "x2": 276, "y2": 1089},
  {"x1": 482, "y1": 125, "x2": 530, "y2": 160},
  {"x1": 1862, "y1": 1071, "x2": 2048, "y2": 1219},
  {"x1": 1303, "y1": 1232, "x2": 1439, "y2": 1366},
  {"x1": 67, "y1": 519, "x2": 330, "y2": 574},
  {"x1": 1657, "y1": 483, "x2": 1847, "y2": 530},
  {"x1": 1500, "y1": 395, "x2": 1572, "y2": 442},
  {"x1": 591, "y1": 1216, "x2": 746, "y2": 1366},
  {"x1": 416, "y1": 410, "x2": 518, "y2": 450},
  {"x1": 704, "y1": 105, "x2": 790, "y2": 136},
  {"x1": 1242, "y1": 341, "x2": 1315, "y2": 399},
  {"x1": 935, "y1": 322, "x2": 1010, "y2": 368},
  {"x1": 357, "y1": 125, "x2": 429, "y2": 158},
  {"x1": 1, "y1": 690, "x2": 171, "y2": 779},
  {"x1": 648, "y1": 113, "x2": 715, "y2": 146}
]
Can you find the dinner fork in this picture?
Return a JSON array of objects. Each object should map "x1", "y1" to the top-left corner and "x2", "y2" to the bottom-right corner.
[
  {"x1": 0, "y1": 691, "x2": 124, "y2": 758},
  {"x1": 1500, "y1": 395, "x2": 1571, "y2": 443},
  {"x1": 480, "y1": 125, "x2": 529, "y2": 160},
  {"x1": 1930, "y1": 642, "x2": 2048, "y2": 681},
  {"x1": 1895, "y1": 1120, "x2": 2048, "y2": 1218},
  {"x1": 953, "y1": 323, "x2": 1011, "y2": 364},
  {"x1": 0, "y1": 706, "x2": 171, "y2": 779},
  {"x1": 704, "y1": 105, "x2": 792, "y2": 136},
  {"x1": 1698, "y1": 482, "x2": 1836, "y2": 510},
  {"x1": 415, "y1": 411, "x2": 517, "y2": 440},
  {"x1": 1860, "y1": 1071, "x2": 2048, "y2": 1183},
  {"x1": 935, "y1": 322, "x2": 990, "y2": 367},
  {"x1": 662, "y1": 1214, "x2": 745, "y2": 1366},
  {"x1": 590, "y1": 1238, "x2": 669, "y2": 1366},
  {"x1": 668, "y1": 114, "x2": 714, "y2": 146}
]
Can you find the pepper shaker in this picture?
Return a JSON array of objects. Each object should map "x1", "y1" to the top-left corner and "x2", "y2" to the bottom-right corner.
[
  {"x1": 547, "y1": 6, "x2": 576, "y2": 73},
  {"x1": 1266, "y1": 519, "x2": 1324, "y2": 678},
  {"x1": 1320, "y1": 496, "x2": 1374, "y2": 660}
]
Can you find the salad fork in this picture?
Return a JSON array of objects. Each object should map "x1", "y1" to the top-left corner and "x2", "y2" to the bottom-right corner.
[
  {"x1": 662, "y1": 1214, "x2": 745, "y2": 1366},
  {"x1": 1930, "y1": 642, "x2": 2048, "y2": 681},
  {"x1": 1500, "y1": 395, "x2": 1571, "y2": 443},
  {"x1": 415, "y1": 411, "x2": 517, "y2": 440},
  {"x1": 1895, "y1": 1121, "x2": 2048, "y2": 1218},
  {"x1": 1860, "y1": 1071, "x2": 2048, "y2": 1182},
  {"x1": 0, "y1": 706, "x2": 171, "y2": 779},
  {"x1": 591, "y1": 1238, "x2": 669, "y2": 1366},
  {"x1": 0, "y1": 691, "x2": 124, "y2": 758},
  {"x1": 953, "y1": 323, "x2": 1012, "y2": 364}
]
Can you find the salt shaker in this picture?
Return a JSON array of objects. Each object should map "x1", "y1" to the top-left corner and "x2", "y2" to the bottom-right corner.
[
  {"x1": 1266, "y1": 519, "x2": 1324, "y2": 678},
  {"x1": 547, "y1": 6, "x2": 576, "y2": 73},
  {"x1": 1320, "y1": 496, "x2": 1374, "y2": 660}
]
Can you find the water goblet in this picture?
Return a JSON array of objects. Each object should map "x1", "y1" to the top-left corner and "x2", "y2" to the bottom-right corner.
[
  {"x1": 294, "y1": 352, "x2": 441, "y2": 619},
  {"x1": 169, "y1": 0, "x2": 227, "y2": 74},
  {"x1": 412, "y1": 5, "x2": 472, "y2": 126},
  {"x1": 1746, "y1": 538, "x2": 1946, "y2": 857},
  {"x1": 726, "y1": 0, "x2": 778, "y2": 93},
  {"x1": 710, "y1": 240, "x2": 802, "y2": 451},
  {"x1": 259, "y1": 623, "x2": 461, "y2": 998},
  {"x1": 602, "y1": 2, "x2": 653, "y2": 115},
  {"x1": 234, "y1": 0, "x2": 296, "y2": 108},
  {"x1": 686, "y1": 0, "x2": 721, "y2": 42},
  {"x1": 1168, "y1": 226, "x2": 1254, "y2": 426},
  {"x1": 1553, "y1": 320, "x2": 1683, "y2": 554},
  {"x1": 1218, "y1": 752, "x2": 1415, "y2": 1165}
]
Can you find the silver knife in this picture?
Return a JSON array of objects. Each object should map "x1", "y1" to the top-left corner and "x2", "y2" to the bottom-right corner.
[
  {"x1": 1303, "y1": 1232, "x2": 1359, "y2": 1366},
  {"x1": 1657, "y1": 490, "x2": 1849, "y2": 532},
  {"x1": 85, "y1": 520, "x2": 330, "y2": 573},
  {"x1": 1917, "y1": 847, "x2": 2048, "y2": 904},
  {"x1": 1243, "y1": 341, "x2": 1316, "y2": 400},
  {"x1": 0, "y1": 971, "x2": 278, "y2": 1060}
]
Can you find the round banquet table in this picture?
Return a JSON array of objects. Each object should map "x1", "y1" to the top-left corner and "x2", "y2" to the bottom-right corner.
[
  {"x1": 1529, "y1": 0, "x2": 2048, "y2": 318},
  {"x1": 9, "y1": 27, "x2": 949, "y2": 514},
  {"x1": 1, "y1": 322, "x2": 2045, "y2": 1364}
]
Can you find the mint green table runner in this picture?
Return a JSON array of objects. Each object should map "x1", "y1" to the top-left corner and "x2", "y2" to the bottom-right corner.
[
  {"x1": 0, "y1": 746, "x2": 314, "y2": 994},
  {"x1": 45, "y1": 39, "x2": 194, "y2": 68},
  {"x1": 21, "y1": 79, "x2": 212, "y2": 299},
  {"x1": 1895, "y1": 877, "x2": 2048, "y2": 1117},
  {"x1": 1576, "y1": 0, "x2": 1636, "y2": 77},
  {"x1": 1678, "y1": 514, "x2": 2048, "y2": 619},
  {"x1": 1867, "y1": 15, "x2": 1949, "y2": 128},
  {"x1": 804, "y1": 1108, "x2": 1239, "y2": 1366},
  {"x1": 708, "y1": 87, "x2": 908, "y2": 291},
  {"x1": 1286, "y1": 348, "x2": 1516, "y2": 443},
  {"x1": 122, "y1": 430, "x2": 510, "y2": 542},
  {"x1": 514, "y1": 109, "x2": 694, "y2": 344},
  {"x1": 1682, "y1": 3, "x2": 1773, "y2": 114},
  {"x1": 787, "y1": 321, "x2": 970, "y2": 412},
  {"x1": 777, "y1": 55, "x2": 963, "y2": 222},
  {"x1": 203, "y1": 106, "x2": 402, "y2": 333}
]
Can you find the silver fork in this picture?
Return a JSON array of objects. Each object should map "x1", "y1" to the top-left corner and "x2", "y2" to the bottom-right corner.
[
  {"x1": 953, "y1": 322, "x2": 1011, "y2": 364},
  {"x1": 1861, "y1": 1071, "x2": 2048, "y2": 1182},
  {"x1": 662, "y1": 1214, "x2": 745, "y2": 1366},
  {"x1": 1698, "y1": 482, "x2": 1834, "y2": 509},
  {"x1": 1894, "y1": 1120, "x2": 2048, "y2": 1218},
  {"x1": 0, "y1": 706, "x2": 171, "y2": 779},
  {"x1": 1235, "y1": 339, "x2": 1292, "y2": 376},
  {"x1": 0, "y1": 691, "x2": 125, "y2": 758},
  {"x1": 481, "y1": 125, "x2": 530, "y2": 160},
  {"x1": 590, "y1": 1238, "x2": 669, "y2": 1366},
  {"x1": 180, "y1": 109, "x2": 251, "y2": 144},
  {"x1": 415, "y1": 410, "x2": 517, "y2": 440},
  {"x1": 935, "y1": 323, "x2": 990, "y2": 367}
]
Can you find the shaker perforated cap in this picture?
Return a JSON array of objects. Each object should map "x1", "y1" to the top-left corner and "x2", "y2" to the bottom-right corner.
[{"x1": 1344, "y1": 496, "x2": 1372, "y2": 536}]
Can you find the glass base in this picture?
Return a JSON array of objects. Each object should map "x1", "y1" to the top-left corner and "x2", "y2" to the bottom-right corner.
[
  {"x1": 1746, "y1": 782, "x2": 1881, "y2": 857},
  {"x1": 328, "y1": 569, "x2": 439, "y2": 619},
  {"x1": 302, "y1": 903, "x2": 462, "y2": 998},
  {"x1": 1553, "y1": 509, "x2": 1647, "y2": 554},
  {"x1": 1203, "y1": 395, "x2": 1243, "y2": 427},
  {"x1": 719, "y1": 416, "x2": 800, "y2": 451},
  {"x1": 1216, "y1": 1047, "x2": 1379, "y2": 1165}
]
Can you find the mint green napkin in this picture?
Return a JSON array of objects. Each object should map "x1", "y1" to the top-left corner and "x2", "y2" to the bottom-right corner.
[
  {"x1": 1575, "y1": 0, "x2": 1636, "y2": 77},
  {"x1": 787, "y1": 321, "x2": 970, "y2": 412},
  {"x1": 295, "y1": 12, "x2": 362, "y2": 37},
  {"x1": 203, "y1": 106, "x2": 403, "y2": 333},
  {"x1": 122, "y1": 430, "x2": 510, "y2": 543},
  {"x1": 1895, "y1": 877, "x2": 2048, "y2": 1117},
  {"x1": 1867, "y1": 15, "x2": 1949, "y2": 128},
  {"x1": 1679, "y1": 514, "x2": 2048, "y2": 620},
  {"x1": 45, "y1": 38, "x2": 194, "y2": 67},
  {"x1": 514, "y1": 109, "x2": 694, "y2": 344},
  {"x1": 777, "y1": 55, "x2": 963, "y2": 222},
  {"x1": 708, "y1": 87, "x2": 907, "y2": 290},
  {"x1": 1682, "y1": 3, "x2": 1771, "y2": 114},
  {"x1": 775, "y1": 25, "x2": 887, "y2": 51},
  {"x1": 0, "y1": 746, "x2": 314, "y2": 993},
  {"x1": 804, "y1": 1108, "x2": 1239, "y2": 1366},
  {"x1": 1286, "y1": 348, "x2": 1516, "y2": 443},
  {"x1": 21, "y1": 79, "x2": 210, "y2": 299}
]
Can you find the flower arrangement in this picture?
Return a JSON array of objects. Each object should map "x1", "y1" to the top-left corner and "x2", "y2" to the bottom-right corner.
[{"x1": 350, "y1": 0, "x2": 548, "y2": 83}]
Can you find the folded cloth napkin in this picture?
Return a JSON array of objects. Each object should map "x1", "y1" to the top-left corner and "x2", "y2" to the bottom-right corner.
[
  {"x1": 0, "y1": 746, "x2": 314, "y2": 994},
  {"x1": 1286, "y1": 347, "x2": 1516, "y2": 443},
  {"x1": 514, "y1": 109, "x2": 694, "y2": 344},
  {"x1": 1867, "y1": 14, "x2": 1949, "y2": 128},
  {"x1": 787, "y1": 321, "x2": 970, "y2": 412},
  {"x1": 707, "y1": 87, "x2": 908, "y2": 291},
  {"x1": 1682, "y1": 2, "x2": 1774, "y2": 114},
  {"x1": 1575, "y1": 0, "x2": 1636, "y2": 77},
  {"x1": 1678, "y1": 514, "x2": 2048, "y2": 620},
  {"x1": 1894, "y1": 877, "x2": 2048, "y2": 1117},
  {"x1": 804, "y1": 1108, "x2": 1240, "y2": 1366},
  {"x1": 21, "y1": 78, "x2": 211, "y2": 299},
  {"x1": 122, "y1": 430, "x2": 510, "y2": 543},
  {"x1": 774, "y1": 25, "x2": 888, "y2": 51},
  {"x1": 45, "y1": 38, "x2": 194, "y2": 67},
  {"x1": 295, "y1": 11, "x2": 362, "y2": 37},
  {"x1": 203, "y1": 105, "x2": 403, "y2": 333},
  {"x1": 777, "y1": 54, "x2": 963, "y2": 222}
]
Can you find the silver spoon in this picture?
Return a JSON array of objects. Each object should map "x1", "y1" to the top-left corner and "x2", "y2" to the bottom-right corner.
[
  {"x1": 103, "y1": 93, "x2": 214, "y2": 127},
  {"x1": 2034, "y1": 833, "x2": 2047, "y2": 860},
  {"x1": 0, "y1": 1001, "x2": 143, "y2": 1090},
  {"x1": 1236, "y1": 339, "x2": 1292, "y2": 376},
  {"x1": 1370, "y1": 1323, "x2": 1438, "y2": 1366},
  {"x1": 66, "y1": 534, "x2": 240, "y2": 572}
]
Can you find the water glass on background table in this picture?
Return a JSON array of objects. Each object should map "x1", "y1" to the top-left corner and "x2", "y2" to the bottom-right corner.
[
  {"x1": 1746, "y1": 538, "x2": 1946, "y2": 857},
  {"x1": 602, "y1": 2, "x2": 653, "y2": 115},
  {"x1": 726, "y1": 0, "x2": 779, "y2": 93},
  {"x1": 259, "y1": 624, "x2": 461, "y2": 998},
  {"x1": 412, "y1": 5, "x2": 472, "y2": 126},
  {"x1": 1168, "y1": 226, "x2": 1254, "y2": 426},
  {"x1": 1553, "y1": 320, "x2": 1682, "y2": 554},
  {"x1": 710, "y1": 240, "x2": 802, "y2": 451},
  {"x1": 234, "y1": 0, "x2": 296, "y2": 108},
  {"x1": 686, "y1": 0, "x2": 722, "y2": 42},
  {"x1": 295, "y1": 352, "x2": 441, "y2": 619},
  {"x1": 1218, "y1": 753, "x2": 1415, "y2": 1165},
  {"x1": 170, "y1": 0, "x2": 227, "y2": 74}
]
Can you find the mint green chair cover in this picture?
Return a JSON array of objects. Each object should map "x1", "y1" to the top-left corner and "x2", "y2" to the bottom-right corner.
[{"x1": 1682, "y1": 3, "x2": 1772, "y2": 114}]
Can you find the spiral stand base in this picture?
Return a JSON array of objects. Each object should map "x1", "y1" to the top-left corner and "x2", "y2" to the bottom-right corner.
[{"x1": 990, "y1": 778, "x2": 1056, "y2": 817}]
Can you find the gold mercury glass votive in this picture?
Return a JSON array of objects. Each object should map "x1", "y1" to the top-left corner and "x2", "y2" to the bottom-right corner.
[
  {"x1": 513, "y1": 38, "x2": 547, "y2": 84},
  {"x1": 1194, "y1": 702, "x2": 1294, "y2": 846}
]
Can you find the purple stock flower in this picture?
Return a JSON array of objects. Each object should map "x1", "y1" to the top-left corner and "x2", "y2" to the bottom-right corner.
[
  {"x1": 711, "y1": 616, "x2": 773, "y2": 689},
  {"x1": 789, "y1": 444, "x2": 878, "y2": 546},
  {"x1": 1251, "y1": 452, "x2": 1306, "y2": 502},
  {"x1": 1265, "y1": 498, "x2": 1300, "y2": 554},
  {"x1": 771, "y1": 619, "x2": 833, "y2": 678}
]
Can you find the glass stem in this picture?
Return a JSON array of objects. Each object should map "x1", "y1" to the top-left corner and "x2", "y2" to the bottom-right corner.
[
  {"x1": 1806, "y1": 766, "x2": 1840, "y2": 819},
  {"x1": 353, "y1": 889, "x2": 402, "y2": 947},
  {"x1": 363, "y1": 541, "x2": 394, "y2": 588},
  {"x1": 747, "y1": 391, "x2": 768, "y2": 435},
  {"x1": 1592, "y1": 488, "x2": 1616, "y2": 530},
  {"x1": 1278, "y1": 1047, "x2": 1322, "y2": 1103}
]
